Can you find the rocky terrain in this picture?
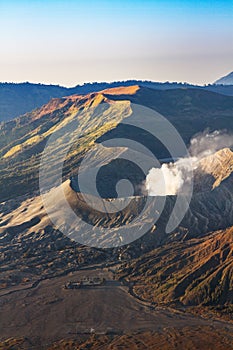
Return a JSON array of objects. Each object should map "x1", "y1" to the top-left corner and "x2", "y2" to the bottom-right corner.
[
  {"x1": 1, "y1": 326, "x2": 233, "y2": 350},
  {"x1": 117, "y1": 227, "x2": 233, "y2": 317},
  {"x1": 1, "y1": 85, "x2": 233, "y2": 202},
  {"x1": 0, "y1": 85, "x2": 233, "y2": 348}
]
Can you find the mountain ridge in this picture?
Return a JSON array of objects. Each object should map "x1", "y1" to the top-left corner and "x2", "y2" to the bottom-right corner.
[
  {"x1": 215, "y1": 71, "x2": 233, "y2": 85},
  {"x1": 1, "y1": 80, "x2": 233, "y2": 122},
  {"x1": 1, "y1": 85, "x2": 233, "y2": 202},
  {"x1": 1, "y1": 84, "x2": 233, "y2": 346}
]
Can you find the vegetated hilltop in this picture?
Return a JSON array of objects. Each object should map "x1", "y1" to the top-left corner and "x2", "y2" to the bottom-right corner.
[
  {"x1": 1, "y1": 85, "x2": 233, "y2": 202},
  {"x1": 1, "y1": 79, "x2": 233, "y2": 121}
]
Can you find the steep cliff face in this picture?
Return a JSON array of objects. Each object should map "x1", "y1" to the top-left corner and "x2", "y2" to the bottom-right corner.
[{"x1": 197, "y1": 148, "x2": 233, "y2": 189}]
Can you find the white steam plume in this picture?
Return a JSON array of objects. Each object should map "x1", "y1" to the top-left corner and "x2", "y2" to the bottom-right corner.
[
  {"x1": 146, "y1": 130, "x2": 233, "y2": 196},
  {"x1": 145, "y1": 158, "x2": 195, "y2": 196},
  {"x1": 189, "y1": 130, "x2": 233, "y2": 158}
]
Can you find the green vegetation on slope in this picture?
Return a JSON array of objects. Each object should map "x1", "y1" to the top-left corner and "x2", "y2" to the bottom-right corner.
[{"x1": 1, "y1": 86, "x2": 233, "y2": 202}]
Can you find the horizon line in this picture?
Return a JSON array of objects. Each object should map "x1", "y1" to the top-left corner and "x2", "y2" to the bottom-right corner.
[{"x1": 0, "y1": 77, "x2": 225, "y2": 89}]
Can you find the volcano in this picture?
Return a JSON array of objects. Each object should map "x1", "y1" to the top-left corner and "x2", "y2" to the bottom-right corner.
[{"x1": 0, "y1": 85, "x2": 233, "y2": 349}]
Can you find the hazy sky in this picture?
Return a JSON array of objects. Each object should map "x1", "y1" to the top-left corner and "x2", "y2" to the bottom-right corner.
[{"x1": 0, "y1": 0, "x2": 233, "y2": 86}]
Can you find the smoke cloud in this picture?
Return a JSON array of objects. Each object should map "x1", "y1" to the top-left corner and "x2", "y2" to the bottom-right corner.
[
  {"x1": 189, "y1": 130, "x2": 233, "y2": 158},
  {"x1": 146, "y1": 130, "x2": 233, "y2": 196}
]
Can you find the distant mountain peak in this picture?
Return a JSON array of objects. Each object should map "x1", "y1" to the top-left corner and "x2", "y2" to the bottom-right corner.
[{"x1": 215, "y1": 71, "x2": 233, "y2": 85}]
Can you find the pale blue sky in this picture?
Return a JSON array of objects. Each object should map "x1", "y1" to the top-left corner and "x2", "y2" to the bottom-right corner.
[{"x1": 0, "y1": 0, "x2": 233, "y2": 86}]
